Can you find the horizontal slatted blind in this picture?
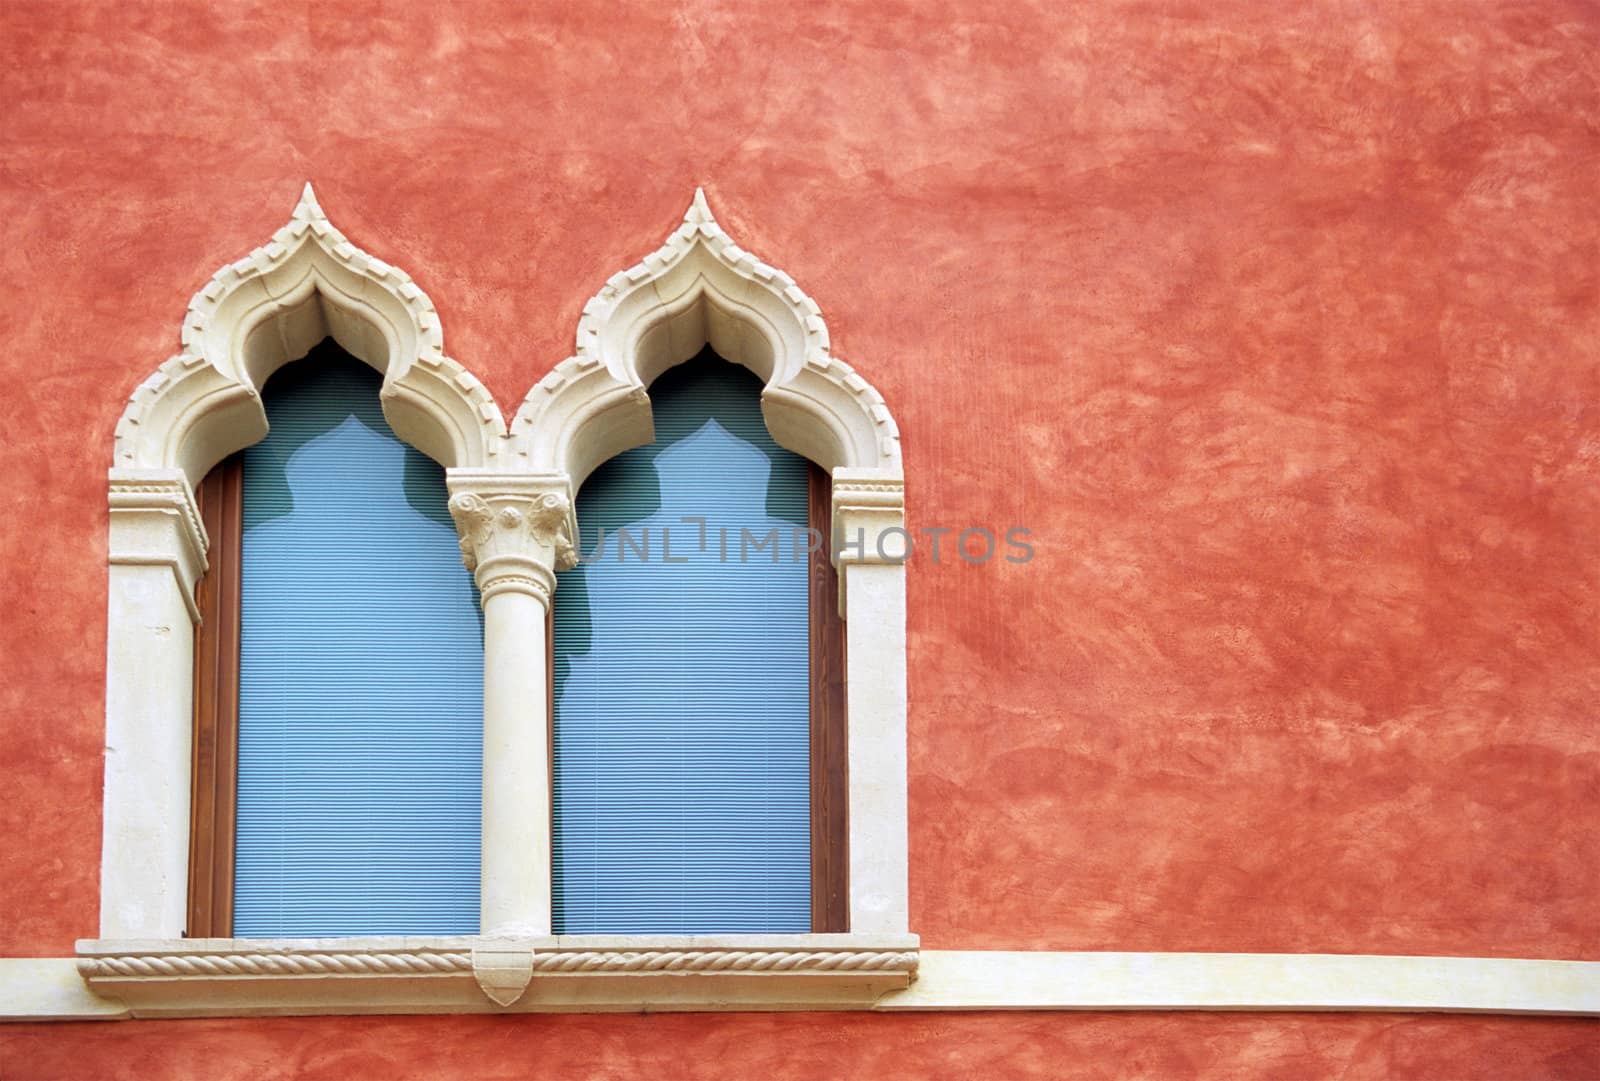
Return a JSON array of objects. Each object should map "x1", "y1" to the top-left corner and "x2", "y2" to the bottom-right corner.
[
  {"x1": 552, "y1": 351, "x2": 811, "y2": 933},
  {"x1": 234, "y1": 344, "x2": 483, "y2": 937}
]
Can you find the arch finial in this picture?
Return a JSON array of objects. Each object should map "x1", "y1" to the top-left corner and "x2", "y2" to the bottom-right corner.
[
  {"x1": 114, "y1": 184, "x2": 506, "y2": 487},
  {"x1": 685, "y1": 186, "x2": 713, "y2": 225},
  {"x1": 296, "y1": 180, "x2": 323, "y2": 218},
  {"x1": 510, "y1": 189, "x2": 901, "y2": 487}
]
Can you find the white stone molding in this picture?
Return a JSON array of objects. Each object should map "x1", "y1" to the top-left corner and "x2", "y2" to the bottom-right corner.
[
  {"x1": 102, "y1": 474, "x2": 210, "y2": 938},
  {"x1": 69, "y1": 935, "x2": 921, "y2": 1016},
  {"x1": 107, "y1": 471, "x2": 209, "y2": 621},
  {"x1": 874, "y1": 951, "x2": 1600, "y2": 1015},
  {"x1": 17, "y1": 948, "x2": 1596, "y2": 1020},
  {"x1": 447, "y1": 474, "x2": 578, "y2": 604},
  {"x1": 508, "y1": 189, "x2": 901, "y2": 486},
  {"x1": 113, "y1": 183, "x2": 504, "y2": 486},
  {"x1": 472, "y1": 939, "x2": 538, "y2": 1006},
  {"x1": 100, "y1": 185, "x2": 505, "y2": 941}
]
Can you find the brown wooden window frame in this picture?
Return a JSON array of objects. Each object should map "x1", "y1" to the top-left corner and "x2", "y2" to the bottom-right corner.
[
  {"x1": 187, "y1": 457, "x2": 848, "y2": 937},
  {"x1": 186, "y1": 454, "x2": 242, "y2": 938},
  {"x1": 807, "y1": 464, "x2": 849, "y2": 932}
]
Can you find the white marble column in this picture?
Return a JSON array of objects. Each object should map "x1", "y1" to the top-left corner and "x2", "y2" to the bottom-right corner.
[
  {"x1": 101, "y1": 470, "x2": 208, "y2": 938},
  {"x1": 448, "y1": 472, "x2": 576, "y2": 937}
]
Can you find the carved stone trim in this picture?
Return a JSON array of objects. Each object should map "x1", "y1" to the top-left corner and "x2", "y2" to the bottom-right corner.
[
  {"x1": 108, "y1": 472, "x2": 208, "y2": 558},
  {"x1": 447, "y1": 491, "x2": 574, "y2": 574},
  {"x1": 79, "y1": 949, "x2": 471, "y2": 980},
  {"x1": 832, "y1": 471, "x2": 908, "y2": 569},
  {"x1": 112, "y1": 183, "x2": 505, "y2": 487},
  {"x1": 27, "y1": 950, "x2": 1600, "y2": 1021},
  {"x1": 107, "y1": 469, "x2": 211, "y2": 622},
  {"x1": 526, "y1": 948, "x2": 918, "y2": 977},
  {"x1": 446, "y1": 472, "x2": 577, "y2": 604},
  {"x1": 76, "y1": 935, "x2": 921, "y2": 1016},
  {"x1": 472, "y1": 940, "x2": 535, "y2": 1006},
  {"x1": 509, "y1": 189, "x2": 903, "y2": 485}
]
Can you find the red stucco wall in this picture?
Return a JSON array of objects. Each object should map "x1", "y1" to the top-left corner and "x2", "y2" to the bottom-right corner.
[
  {"x1": 3, "y1": 1013, "x2": 1599, "y2": 1081},
  {"x1": 1, "y1": 0, "x2": 1597, "y2": 1073}
]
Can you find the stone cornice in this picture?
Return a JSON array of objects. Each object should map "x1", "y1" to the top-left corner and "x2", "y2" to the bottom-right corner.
[
  {"x1": 831, "y1": 471, "x2": 908, "y2": 568},
  {"x1": 107, "y1": 468, "x2": 210, "y2": 620}
]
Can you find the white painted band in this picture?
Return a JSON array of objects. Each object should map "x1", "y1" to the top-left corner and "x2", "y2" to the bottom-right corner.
[
  {"x1": 5, "y1": 951, "x2": 1596, "y2": 1021},
  {"x1": 874, "y1": 951, "x2": 1600, "y2": 1015}
]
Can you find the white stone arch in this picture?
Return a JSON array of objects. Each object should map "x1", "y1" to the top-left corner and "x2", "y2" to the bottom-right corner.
[
  {"x1": 508, "y1": 189, "x2": 901, "y2": 488},
  {"x1": 100, "y1": 184, "x2": 505, "y2": 941},
  {"x1": 113, "y1": 183, "x2": 504, "y2": 486}
]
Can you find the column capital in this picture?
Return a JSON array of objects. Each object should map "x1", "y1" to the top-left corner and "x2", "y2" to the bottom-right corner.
[{"x1": 446, "y1": 471, "x2": 577, "y2": 605}]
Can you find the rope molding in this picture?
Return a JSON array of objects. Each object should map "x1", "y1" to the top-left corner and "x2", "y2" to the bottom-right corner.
[
  {"x1": 527, "y1": 949, "x2": 919, "y2": 975},
  {"x1": 80, "y1": 951, "x2": 472, "y2": 979},
  {"x1": 79, "y1": 947, "x2": 919, "y2": 981}
]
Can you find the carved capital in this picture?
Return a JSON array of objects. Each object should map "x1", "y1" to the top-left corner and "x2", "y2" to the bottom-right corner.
[
  {"x1": 830, "y1": 470, "x2": 907, "y2": 567},
  {"x1": 446, "y1": 472, "x2": 577, "y2": 604},
  {"x1": 108, "y1": 468, "x2": 210, "y2": 622}
]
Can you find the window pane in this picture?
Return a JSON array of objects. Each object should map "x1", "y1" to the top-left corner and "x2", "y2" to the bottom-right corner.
[
  {"x1": 233, "y1": 344, "x2": 483, "y2": 937},
  {"x1": 553, "y1": 351, "x2": 811, "y2": 933}
]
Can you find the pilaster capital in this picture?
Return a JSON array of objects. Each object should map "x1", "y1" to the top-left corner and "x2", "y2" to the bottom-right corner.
[
  {"x1": 107, "y1": 468, "x2": 209, "y2": 621},
  {"x1": 830, "y1": 469, "x2": 907, "y2": 567},
  {"x1": 446, "y1": 471, "x2": 577, "y2": 605}
]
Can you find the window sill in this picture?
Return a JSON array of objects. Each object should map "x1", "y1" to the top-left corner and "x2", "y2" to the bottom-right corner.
[{"x1": 75, "y1": 934, "x2": 920, "y2": 1016}]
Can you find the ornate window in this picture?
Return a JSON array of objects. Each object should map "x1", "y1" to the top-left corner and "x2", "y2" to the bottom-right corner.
[
  {"x1": 87, "y1": 187, "x2": 916, "y2": 1014},
  {"x1": 187, "y1": 342, "x2": 484, "y2": 938},
  {"x1": 100, "y1": 186, "x2": 500, "y2": 947},
  {"x1": 551, "y1": 350, "x2": 844, "y2": 934}
]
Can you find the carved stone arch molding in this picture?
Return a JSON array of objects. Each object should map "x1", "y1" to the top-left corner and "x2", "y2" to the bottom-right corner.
[
  {"x1": 508, "y1": 189, "x2": 902, "y2": 488},
  {"x1": 113, "y1": 182, "x2": 505, "y2": 486}
]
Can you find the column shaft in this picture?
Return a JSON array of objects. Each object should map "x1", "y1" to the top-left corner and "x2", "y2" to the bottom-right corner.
[{"x1": 479, "y1": 587, "x2": 551, "y2": 935}]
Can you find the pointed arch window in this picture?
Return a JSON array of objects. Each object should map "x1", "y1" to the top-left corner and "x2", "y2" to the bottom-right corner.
[
  {"x1": 187, "y1": 341, "x2": 484, "y2": 937},
  {"x1": 551, "y1": 350, "x2": 846, "y2": 933},
  {"x1": 91, "y1": 187, "x2": 915, "y2": 1013}
]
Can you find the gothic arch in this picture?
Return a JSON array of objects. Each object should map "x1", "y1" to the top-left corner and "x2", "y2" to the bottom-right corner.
[
  {"x1": 112, "y1": 184, "x2": 504, "y2": 488},
  {"x1": 99, "y1": 184, "x2": 508, "y2": 944},
  {"x1": 508, "y1": 190, "x2": 902, "y2": 487}
]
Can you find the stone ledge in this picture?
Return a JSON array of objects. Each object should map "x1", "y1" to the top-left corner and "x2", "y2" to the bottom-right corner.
[{"x1": 74, "y1": 934, "x2": 920, "y2": 1017}]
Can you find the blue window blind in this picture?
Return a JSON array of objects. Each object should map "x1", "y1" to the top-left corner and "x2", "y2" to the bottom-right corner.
[
  {"x1": 234, "y1": 344, "x2": 484, "y2": 937},
  {"x1": 552, "y1": 351, "x2": 812, "y2": 933}
]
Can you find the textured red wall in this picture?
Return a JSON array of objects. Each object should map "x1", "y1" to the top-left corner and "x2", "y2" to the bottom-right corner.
[
  {"x1": 3, "y1": 1013, "x2": 1600, "y2": 1081},
  {"x1": 1, "y1": 0, "x2": 1597, "y2": 1071}
]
